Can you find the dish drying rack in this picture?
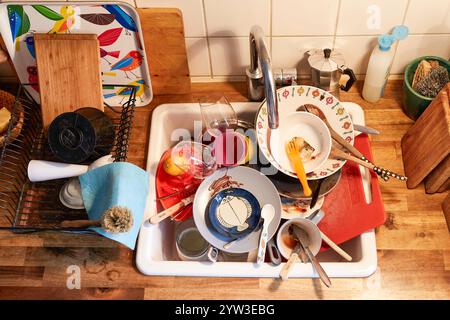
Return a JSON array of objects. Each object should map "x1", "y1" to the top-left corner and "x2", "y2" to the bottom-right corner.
[{"x1": 0, "y1": 84, "x2": 137, "y2": 233}]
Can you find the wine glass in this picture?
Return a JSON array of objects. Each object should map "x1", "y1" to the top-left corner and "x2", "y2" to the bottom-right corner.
[
  {"x1": 171, "y1": 141, "x2": 217, "y2": 180},
  {"x1": 199, "y1": 96, "x2": 238, "y2": 136}
]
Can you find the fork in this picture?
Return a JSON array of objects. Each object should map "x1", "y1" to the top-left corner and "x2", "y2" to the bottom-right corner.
[
  {"x1": 149, "y1": 194, "x2": 195, "y2": 224},
  {"x1": 285, "y1": 139, "x2": 312, "y2": 197}
]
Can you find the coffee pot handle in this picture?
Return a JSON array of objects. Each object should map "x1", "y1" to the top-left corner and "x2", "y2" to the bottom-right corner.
[{"x1": 340, "y1": 66, "x2": 357, "y2": 91}]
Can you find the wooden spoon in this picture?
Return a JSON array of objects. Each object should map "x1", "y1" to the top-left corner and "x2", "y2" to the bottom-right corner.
[
  {"x1": 298, "y1": 104, "x2": 366, "y2": 160},
  {"x1": 330, "y1": 146, "x2": 407, "y2": 181}
]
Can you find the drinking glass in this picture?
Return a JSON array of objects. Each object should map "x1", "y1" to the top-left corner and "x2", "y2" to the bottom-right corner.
[
  {"x1": 199, "y1": 96, "x2": 238, "y2": 136},
  {"x1": 171, "y1": 141, "x2": 217, "y2": 180}
]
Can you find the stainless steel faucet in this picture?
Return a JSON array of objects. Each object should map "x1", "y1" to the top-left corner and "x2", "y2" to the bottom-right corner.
[{"x1": 246, "y1": 25, "x2": 279, "y2": 129}]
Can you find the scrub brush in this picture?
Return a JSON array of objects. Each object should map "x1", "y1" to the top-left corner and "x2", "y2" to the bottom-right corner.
[
  {"x1": 60, "y1": 206, "x2": 134, "y2": 233},
  {"x1": 414, "y1": 66, "x2": 449, "y2": 98}
]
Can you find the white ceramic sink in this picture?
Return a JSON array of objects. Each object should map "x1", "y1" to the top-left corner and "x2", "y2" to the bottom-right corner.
[{"x1": 136, "y1": 102, "x2": 377, "y2": 278}]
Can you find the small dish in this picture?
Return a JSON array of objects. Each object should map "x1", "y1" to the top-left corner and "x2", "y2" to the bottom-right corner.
[
  {"x1": 251, "y1": 165, "x2": 342, "y2": 200},
  {"x1": 59, "y1": 177, "x2": 84, "y2": 210},
  {"x1": 269, "y1": 112, "x2": 331, "y2": 174},
  {"x1": 276, "y1": 218, "x2": 322, "y2": 260},
  {"x1": 281, "y1": 196, "x2": 324, "y2": 220},
  {"x1": 206, "y1": 188, "x2": 261, "y2": 240}
]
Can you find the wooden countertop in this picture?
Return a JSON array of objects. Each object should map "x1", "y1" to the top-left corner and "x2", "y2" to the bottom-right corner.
[{"x1": 0, "y1": 80, "x2": 449, "y2": 300}]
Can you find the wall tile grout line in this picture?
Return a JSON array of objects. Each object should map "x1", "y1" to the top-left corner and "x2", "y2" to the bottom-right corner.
[
  {"x1": 201, "y1": 0, "x2": 214, "y2": 79},
  {"x1": 332, "y1": 0, "x2": 342, "y2": 49},
  {"x1": 269, "y1": 0, "x2": 273, "y2": 58},
  {"x1": 185, "y1": 33, "x2": 450, "y2": 39},
  {"x1": 390, "y1": 0, "x2": 411, "y2": 77}
]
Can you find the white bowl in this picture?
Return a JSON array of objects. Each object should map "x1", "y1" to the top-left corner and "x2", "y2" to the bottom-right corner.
[
  {"x1": 269, "y1": 112, "x2": 331, "y2": 175},
  {"x1": 276, "y1": 218, "x2": 322, "y2": 260}
]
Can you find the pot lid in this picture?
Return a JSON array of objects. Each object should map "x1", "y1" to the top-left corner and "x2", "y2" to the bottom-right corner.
[{"x1": 307, "y1": 48, "x2": 346, "y2": 72}]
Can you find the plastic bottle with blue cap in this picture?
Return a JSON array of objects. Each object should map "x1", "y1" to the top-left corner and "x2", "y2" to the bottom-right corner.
[{"x1": 362, "y1": 25, "x2": 409, "y2": 103}]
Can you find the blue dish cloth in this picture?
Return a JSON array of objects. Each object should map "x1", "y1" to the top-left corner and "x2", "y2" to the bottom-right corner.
[{"x1": 79, "y1": 162, "x2": 149, "y2": 250}]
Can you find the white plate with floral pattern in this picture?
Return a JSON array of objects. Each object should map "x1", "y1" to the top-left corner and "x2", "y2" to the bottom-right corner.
[{"x1": 255, "y1": 85, "x2": 354, "y2": 180}]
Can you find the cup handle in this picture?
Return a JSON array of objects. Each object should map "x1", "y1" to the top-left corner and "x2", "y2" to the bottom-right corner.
[
  {"x1": 340, "y1": 66, "x2": 357, "y2": 92},
  {"x1": 207, "y1": 246, "x2": 219, "y2": 262}
]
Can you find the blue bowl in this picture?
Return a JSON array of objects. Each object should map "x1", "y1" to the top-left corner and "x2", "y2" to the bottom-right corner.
[{"x1": 206, "y1": 188, "x2": 261, "y2": 241}]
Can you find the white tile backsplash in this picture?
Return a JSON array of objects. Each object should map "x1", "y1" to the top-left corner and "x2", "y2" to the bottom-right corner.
[
  {"x1": 1, "y1": 0, "x2": 450, "y2": 81},
  {"x1": 209, "y1": 37, "x2": 269, "y2": 76},
  {"x1": 185, "y1": 38, "x2": 211, "y2": 76},
  {"x1": 334, "y1": 36, "x2": 379, "y2": 74},
  {"x1": 272, "y1": 37, "x2": 334, "y2": 74},
  {"x1": 391, "y1": 34, "x2": 450, "y2": 74},
  {"x1": 404, "y1": 0, "x2": 450, "y2": 34},
  {"x1": 272, "y1": 0, "x2": 339, "y2": 36},
  {"x1": 204, "y1": 0, "x2": 270, "y2": 37},
  {"x1": 337, "y1": 0, "x2": 408, "y2": 35},
  {"x1": 135, "y1": 0, "x2": 206, "y2": 37}
]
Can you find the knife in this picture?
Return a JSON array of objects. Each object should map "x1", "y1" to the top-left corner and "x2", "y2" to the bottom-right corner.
[
  {"x1": 353, "y1": 124, "x2": 380, "y2": 135},
  {"x1": 292, "y1": 225, "x2": 332, "y2": 287}
]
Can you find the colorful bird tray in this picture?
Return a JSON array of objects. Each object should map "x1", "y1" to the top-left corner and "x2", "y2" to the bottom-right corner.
[{"x1": 0, "y1": 2, "x2": 152, "y2": 106}]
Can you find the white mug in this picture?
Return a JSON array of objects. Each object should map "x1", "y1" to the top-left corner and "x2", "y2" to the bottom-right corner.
[
  {"x1": 276, "y1": 218, "x2": 322, "y2": 260},
  {"x1": 175, "y1": 219, "x2": 218, "y2": 262}
]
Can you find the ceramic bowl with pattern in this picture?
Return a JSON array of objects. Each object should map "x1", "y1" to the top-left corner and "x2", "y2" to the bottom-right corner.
[
  {"x1": 268, "y1": 111, "x2": 332, "y2": 174},
  {"x1": 206, "y1": 188, "x2": 261, "y2": 241},
  {"x1": 255, "y1": 85, "x2": 354, "y2": 180}
]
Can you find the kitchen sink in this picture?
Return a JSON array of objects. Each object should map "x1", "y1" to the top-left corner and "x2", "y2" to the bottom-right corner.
[{"x1": 136, "y1": 102, "x2": 377, "y2": 278}]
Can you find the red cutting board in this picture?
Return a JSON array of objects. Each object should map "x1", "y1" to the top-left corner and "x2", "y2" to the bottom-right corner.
[{"x1": 318, "y1": 133, "x2": 386, "y2": 249}]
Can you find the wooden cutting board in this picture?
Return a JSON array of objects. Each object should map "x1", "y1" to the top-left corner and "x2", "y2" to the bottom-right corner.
[
  {"x1": 425, "y1": 154, "x2": 450, "y2": 193},
  {"x1": 34, "y1": 34, "x2": 104, "y2": 127},
  {"x1": 401, "y1": 84, "x2": 450, "y2": 189},
  {"x1": 443, "y1": 192, "x2": 450, "y2": 232},
  {"x1": 137, "y1": 8, "x2": 190, "y2": 95}
]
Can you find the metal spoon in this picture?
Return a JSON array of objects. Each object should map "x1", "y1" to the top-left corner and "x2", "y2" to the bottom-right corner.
[
  {"x1": 222, "y1": 218, "x2": 264, "y2": 250},
  {"x1": 257, "y1": 204, "x2": 275, "y2": 264}
]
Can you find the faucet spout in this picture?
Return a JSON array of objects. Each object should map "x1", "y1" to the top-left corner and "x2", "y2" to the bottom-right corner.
[{"x1": 247, "y1": 25, "x2": 279, "y2": 129}]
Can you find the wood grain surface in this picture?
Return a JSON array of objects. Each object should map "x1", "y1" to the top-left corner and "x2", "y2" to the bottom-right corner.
[
  {"x1": 0, "y1": 80, "x2": 449, "y2": 300},
  {"x1": 137, "y1": 8, "x2": 191, "y2": 95},
  {"x1": 401, "y1": 84, "x2": 450, "y2": 189},
  {"x1": 443, "y1": 193, "x2": 450, "y2": 232},
  {"x1": 34, "y1": 34, "x2": 104, "y2": 127},
  {"x1": 425, "y1": 154, "x2": 450, "y2": 194}
]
